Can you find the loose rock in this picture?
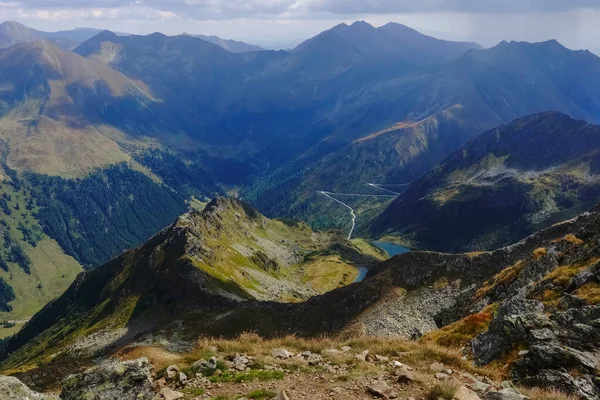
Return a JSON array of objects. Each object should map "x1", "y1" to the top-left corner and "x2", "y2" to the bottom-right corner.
[
  {"x1": 430, "y1": 361, "x2": 446, "y2": 372},
  {"x1": 0, "y1": 375, "x2": 59, "y2": 400},
  {"x1": 160, "y1": 387, "x2": 184, "y2": 400},
  {"x1": 367, "y1": 380, "x2": 396, "y2": 399},
  {"x1": 61, "y1": 358, "x2": 154, "y2": 400},
  {"x1": 454, "y1": 386, "x2": 482, "y2": 400},
  {"x1": 272, "y1": 348, "x2": 293, "y2": 359}
]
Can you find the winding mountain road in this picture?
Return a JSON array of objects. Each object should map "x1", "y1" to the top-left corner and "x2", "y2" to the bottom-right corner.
[
  {"x1": 318, "y1": 191, "x2": 357, "y2": 239},
  {"x1": 367, "y1": 183, "x2": 412, "y2": 195},
  {"x1": 321, "y1": 191, "x2": 396, "y2": 198},
  {"x1": 318, "y1": 182, "x2": 412, "y2": 240}
]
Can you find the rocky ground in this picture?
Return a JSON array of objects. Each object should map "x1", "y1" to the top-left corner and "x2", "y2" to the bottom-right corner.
[{"x1": 2, "y1": 335, "x2": 576, "y2": 400}]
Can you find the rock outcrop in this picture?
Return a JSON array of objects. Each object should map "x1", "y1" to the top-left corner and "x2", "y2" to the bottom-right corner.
[
  {"x1": 0, "y1": 375, "x2": 60, "y2": 400},
  {"x1": 61, "y1": 358, "x2": 154, "y2": 400},
  {"x1": 470, "y1": 255, "x2": 600, "y2": 398}
]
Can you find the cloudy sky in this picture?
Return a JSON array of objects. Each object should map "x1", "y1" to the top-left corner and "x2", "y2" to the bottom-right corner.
[{"x1": 1, "y1": 0, "x2": 599, "y2": 51}]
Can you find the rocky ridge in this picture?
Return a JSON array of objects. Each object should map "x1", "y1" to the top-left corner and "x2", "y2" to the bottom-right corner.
[{"x1": 4, "y1": 202, "x2": 600, "y2": 398}]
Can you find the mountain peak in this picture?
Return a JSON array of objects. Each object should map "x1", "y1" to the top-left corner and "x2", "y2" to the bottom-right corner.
[
  {"x1": 380, "y1": 22, "x2": 416, "y2": 32},
  {"x1": 493, "y1": 38, "x2": 567, "y2": 51},
  {"x1": 351, "y1": 20, "x2": 373, "y2": 28},
  {"x1": 84, "y1": 29, "x2": 119, "y2": 45},
  {"x1": 331, "y1": 22, "x2": 349, "y2": 29},
  {"x1": 0, "y1": 21, "x2": 27, "y2": 29}
]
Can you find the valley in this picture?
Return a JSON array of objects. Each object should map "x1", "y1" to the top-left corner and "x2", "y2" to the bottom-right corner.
[{"x1": 0, "y1": 15, "x2": 598, "y2": 400}]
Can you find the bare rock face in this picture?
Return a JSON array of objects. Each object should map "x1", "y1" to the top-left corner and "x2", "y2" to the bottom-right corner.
[
  {"x1": 0, "y1": 375, "x2": 60, "y2": 400},
  {"x1": 61, "y1": 358, "x2": 154, "y2": 400},
  {"x1": 471, "y1": 297, "x2": 600, "y2": 400}
]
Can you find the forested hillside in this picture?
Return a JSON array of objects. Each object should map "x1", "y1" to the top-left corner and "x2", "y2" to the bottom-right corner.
[{"x1": 28, "y1": 164, "x2": 187, "y2": 268}]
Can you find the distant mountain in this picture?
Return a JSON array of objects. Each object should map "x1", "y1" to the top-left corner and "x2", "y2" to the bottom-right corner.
[
  {"x1": 251, "y1": 105, "x2": 489, "y2": 232},
  {"x1": 0, "y1": 21, "x2": 47, "y2": 48},
  {"x1": 186, "y1": 33, "x2": 264, "y2": 53},
  {"x1": 0, "y1": 21, "x2": 124, "y2": 50},
  {"x1": 378, "y1": 22, "x2": 482, "y2": 61},
  {"x1": 248, "y1": 39, "x2": 600, "y2": 231},
  {"x1": 371, "y1": 112, "x2": 600, "y2": 252},
  {"x1": 0, "y1": 40, "x2": 158, "y2": 174},
  {"x1": 293, "y1": 21, "x2": 482, "y2": 64}
]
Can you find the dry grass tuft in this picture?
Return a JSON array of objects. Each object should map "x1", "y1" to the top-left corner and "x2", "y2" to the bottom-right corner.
[
  {"x1": 116, "y1": 346, "x2": 181, "y2": 371},
  {"x1": 423, "y1": 304, "x2": 498, "y2": 348},
  {"x1": 520, "y1": 386, "x2": 579, "y2": 400},
  {"x1": 541, "y1": 257, "x2": 600, "y2": 288},
  {"x1": 426, "y1": 382, "x2": 459, "y2": 400},
  {"x1": 533, "y1": 289, "x2": 563, "y2": 309},
  {"x1": 533, "y1": 248, "x2": 548, "y2": 260},
  {"x1": 486, "y1": 345, "x2": 526, "y2": 373},
  {"x1": 574, "y1": 282, "x2": 600, "y2": 305},
  {"x1": 476, "y1": 261, "x2": 525, "y2": 300},
  {"x1": 562, "y1": 234, "x2": 585, "y2": 246}
]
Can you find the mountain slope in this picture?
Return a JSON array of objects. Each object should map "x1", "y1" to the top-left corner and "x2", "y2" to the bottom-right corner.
[
  {"x1": 0, "y1": 40, "x2": 156, "y2": 176},
  {"x1": 379, "y1": 22, "x2": 482, "y2": 61},
  {"x1": 0, "y1": 198, "x2": 385, "y2": 366},
  {"x1": 5, "y1": 200, "x2": 600, "y2": 398},
  {"x1": 250, "y1": 105, "x2": 489, "y2": 232},
  {"x1": 293, "y1": 21, "x2": 481, "y2": 64},
  {"x1": 248, "y1": 39, "x2": 600, "y2": 232},
  {"x1": 371, "y1": 112, "x2": 600, "y2": 252},
  {"x1": 189, "y1": 34, "x2": 264, "y2": 53},
  {"x1": 0, "y1": 21, "x2": 111, "y2": 50}
]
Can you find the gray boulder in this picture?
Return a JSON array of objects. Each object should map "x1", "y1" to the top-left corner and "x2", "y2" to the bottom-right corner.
[
  {"x1": 471, "y1": 297, "x2": 547, "y2": 365},
  {"x1": 471, "y1": 296, "x2": 600, "y2": 399},
  {"x1": 0, "y1": 375, "x2": 60, "y2": 400},
  {"x1": 61, "y1": 358, "x2": 154, "y2": 400}
]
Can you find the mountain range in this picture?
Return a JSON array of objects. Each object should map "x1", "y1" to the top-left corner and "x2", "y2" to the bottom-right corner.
[
  {"x1": 0, "y1": 20, "x2": 263, "y2": 54},
  {"x1": 293, "y1": 21, "x2": 482, "y2": 64},
  {"x1": 0, "y1": 21, "x2": 120, "y2": 50},
  {"x1": 0, "y1": 19, "x2": 599, "y2": 327},
  {"x1": 249, "y1": 39, "x2": 600, "y2": 233}
]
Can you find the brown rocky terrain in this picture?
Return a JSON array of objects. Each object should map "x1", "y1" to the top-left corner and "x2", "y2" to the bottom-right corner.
[{"x1": 0, "y1": 337, "x2": 574, "y2": 400}]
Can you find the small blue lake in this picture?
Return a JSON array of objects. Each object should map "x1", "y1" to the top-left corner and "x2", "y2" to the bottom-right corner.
[
  {"x1": 354, "y1": 241, "x2": 411, "y2": 282},
  {"x1": 354, "y1": 267, "x2": 369, "y2": 282},
  {"x1": 373, "y1": 241, "x2": 411, "y2": 257}
]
